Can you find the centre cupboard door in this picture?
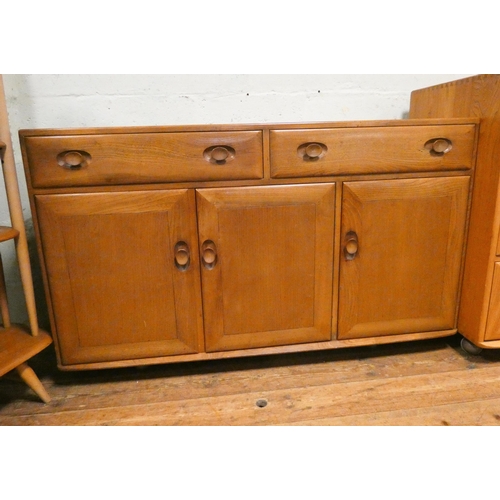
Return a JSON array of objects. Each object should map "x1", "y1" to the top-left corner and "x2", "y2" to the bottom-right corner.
[
  {"x1": 338, "y1": 176, "x2": 470, "y2": 340},
  {"x1": 196, "y1": 184, "x2": 336, "y2": 352}
]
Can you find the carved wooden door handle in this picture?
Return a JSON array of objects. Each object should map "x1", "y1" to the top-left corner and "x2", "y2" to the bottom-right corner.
[
  {"x1": 174, "y1": 241, "x2": 190, "y2": 271},
  {"x1": 201, "y1": 240, "x2": 218, "y2": 269},
  {"x1": 344, "y1": 231, "x2": 359, "y2": 260}
]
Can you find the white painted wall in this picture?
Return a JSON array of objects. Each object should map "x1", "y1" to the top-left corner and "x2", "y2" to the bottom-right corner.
[{"x1": 0, "y1": 74, "x2": 472, "y2": 326}]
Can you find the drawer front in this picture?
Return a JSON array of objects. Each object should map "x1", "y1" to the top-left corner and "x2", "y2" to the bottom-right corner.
[
  {"x1": 270, "y1": 124, "x2": 476, "y2": 178},
  {"x1": 24, "y1": 131, "x2": 263, "y2": 187}
]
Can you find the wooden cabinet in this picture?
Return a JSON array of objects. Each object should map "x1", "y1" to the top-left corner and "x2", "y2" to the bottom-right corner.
[
  {"x1": 338, "y1": 177, "x2": 469, "y2": 340},
  {"x1": 19, "y1": 115, "x2": 479, "y2": 370}
]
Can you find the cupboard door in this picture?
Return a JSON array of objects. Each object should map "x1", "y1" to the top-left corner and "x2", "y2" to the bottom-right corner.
[
  {"x1": 197, "y1": 184, "x2": 336, "y2": 352},
  {"x1": 35, "y1": 190, "x2": 203, "y2": 365},
  {"x1": 338, "y1": 177, "x2": 470, "y2": 340}
]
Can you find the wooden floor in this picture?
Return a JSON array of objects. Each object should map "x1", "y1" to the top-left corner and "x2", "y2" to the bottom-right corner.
[{"x1": 2, "y1": 334, "x2": 500, "y2": 425}]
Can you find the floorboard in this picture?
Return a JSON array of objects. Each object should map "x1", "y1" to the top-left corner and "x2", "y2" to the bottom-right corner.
[{"x1": 1, "y1": 334, "x2": 500, "y2": 425}]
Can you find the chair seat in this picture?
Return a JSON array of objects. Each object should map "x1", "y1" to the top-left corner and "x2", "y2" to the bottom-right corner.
[
  {"x1": 0, "y1": 226, "x2": 19, "y2": 242},
  {"x1": 0, "y1": 325, "x2": 52, "y2": 377}
]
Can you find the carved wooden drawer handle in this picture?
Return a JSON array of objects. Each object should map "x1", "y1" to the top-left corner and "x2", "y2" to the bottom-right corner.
[
  {"x1": 212, "y1": 147, "x2": 230, "y2": 162},
  {"x1": 174, "y1": 241, "x2": 190, "y2": 271},
  {"x1": 204, "y1": 146, "x2": 236, "y2": 165},
  {"x1": 426, "y1": 138, "x2": 452, "y2": 155},
  {"x1": 57, "y1": 150, "x2": 91, "y2": 170},
  {"x1": 201, "y1": 240, "x2": 217, "y2": 269},
  {"x1": 344, "y1": 231, "x2": 359, "y2": 260},
  {"x1": 298, "y1": 142, "x2": 327, "y2": 161}
]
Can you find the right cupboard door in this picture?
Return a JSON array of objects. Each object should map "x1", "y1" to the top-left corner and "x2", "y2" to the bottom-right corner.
[{"x1": 338, "y1": 177, "x2": 470, "y2": 340}]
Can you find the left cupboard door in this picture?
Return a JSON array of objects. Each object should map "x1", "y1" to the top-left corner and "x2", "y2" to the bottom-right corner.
[{"x1": 35, "y1": 190, "x2": 204, "y2": 366}]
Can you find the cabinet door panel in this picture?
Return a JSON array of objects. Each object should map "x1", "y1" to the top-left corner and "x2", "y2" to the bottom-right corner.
[
  {"x1": 338, "y1": 177, "x2": 469, "y2": 339},
  {"x1": 197, "y1": 184, "x2": 335, "y2": 352},
  {"x1": 36, "y1": 190, "x2": 203, "y2": 365}
]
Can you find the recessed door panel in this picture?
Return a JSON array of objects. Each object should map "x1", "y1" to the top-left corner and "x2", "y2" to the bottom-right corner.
[
  {"x1": 36, "y1": 190, "x2": 203, "y2": 365},
  {"x1": 197, "y1": 184, "x2": 336, "y2": 352},
  {"x1": 338, "y1": 177, "x2": 469, "y2": 339}
]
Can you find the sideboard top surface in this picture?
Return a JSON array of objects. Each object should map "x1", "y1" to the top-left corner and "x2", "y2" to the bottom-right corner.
[{"x1": 18, "y1": 117, "x2": 479, "y2": 138}]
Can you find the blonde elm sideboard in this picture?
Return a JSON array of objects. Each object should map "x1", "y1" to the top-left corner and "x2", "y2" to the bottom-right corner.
[{"x1": 18, "y1": 75, "x2": 497, "y2": 371}]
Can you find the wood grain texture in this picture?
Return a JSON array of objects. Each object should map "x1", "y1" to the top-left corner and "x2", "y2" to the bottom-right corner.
[
  {"x1": 0, "y1": 326, "x2": 52, "y2": 377},
  {"x1": 410, "y1": 75, "x2": 500, "y2": 345},
  {"x1": 24, "y1": 131, "x2": 264, "y2": 188},
  {"x1": 338, "y1": 177, "x2": 470, "y2": 339},
  {"x1": 0, "y1": 226, "x2": 19, "y2": 243},
  {"x1": 20, "y1": 115, "x2": 478, "y2": 370},
  {"x1": 15, "y1": 362, "x2": 51, "y2": 404},
  {"x1": 270, "y1": 125, "x2": 476, "y2": 178},
  {"x1": 197, "y1": 184, "x2": 335, "y2": 352},
  {"x1": 34, "y1": 329, "x2": 454, "y2": 370},
  {"x1": 18, "y1": 117, "x2": 477, "y2": 138},
  {"x1": 2, "y1": 336, "x2": 500, "y2": 425},
  {"x1": 0, "y1": 254, "x2": 11, "y2": 328},
  {"x1": 485, "y1": 263, "x2": 500, "y2": 341},
  {"x1": 35, "y1": 190, "x2": 204, "y2": 365}
]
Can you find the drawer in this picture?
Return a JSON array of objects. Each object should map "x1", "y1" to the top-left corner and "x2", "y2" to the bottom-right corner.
[
  {"x1": 270, "y1": 124, "x2": 476, "y2": 178},
  {"x1": 23, "y1": 131, "x2": 263, "y2": 187}
]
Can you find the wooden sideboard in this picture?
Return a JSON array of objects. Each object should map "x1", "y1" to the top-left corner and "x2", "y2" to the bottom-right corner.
[{"x1": 19, "y1": 76, "x2": 494, "y2": 371}]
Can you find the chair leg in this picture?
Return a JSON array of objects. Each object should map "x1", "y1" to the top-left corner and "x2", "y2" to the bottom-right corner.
[
  {"x1": 14, "y1": 239, "x2": 39, "y2": 336},
  {"x1": 0, "y1": 254, "x2": 11, "y2": 328},
  {"x1": 16, "y1": 362, "x2": 51, "y2": 404}
]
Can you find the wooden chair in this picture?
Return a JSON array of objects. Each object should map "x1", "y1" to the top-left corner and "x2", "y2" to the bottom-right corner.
[{"x1": 0, "y1": 76, "x2": 52, "y2": 403}]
